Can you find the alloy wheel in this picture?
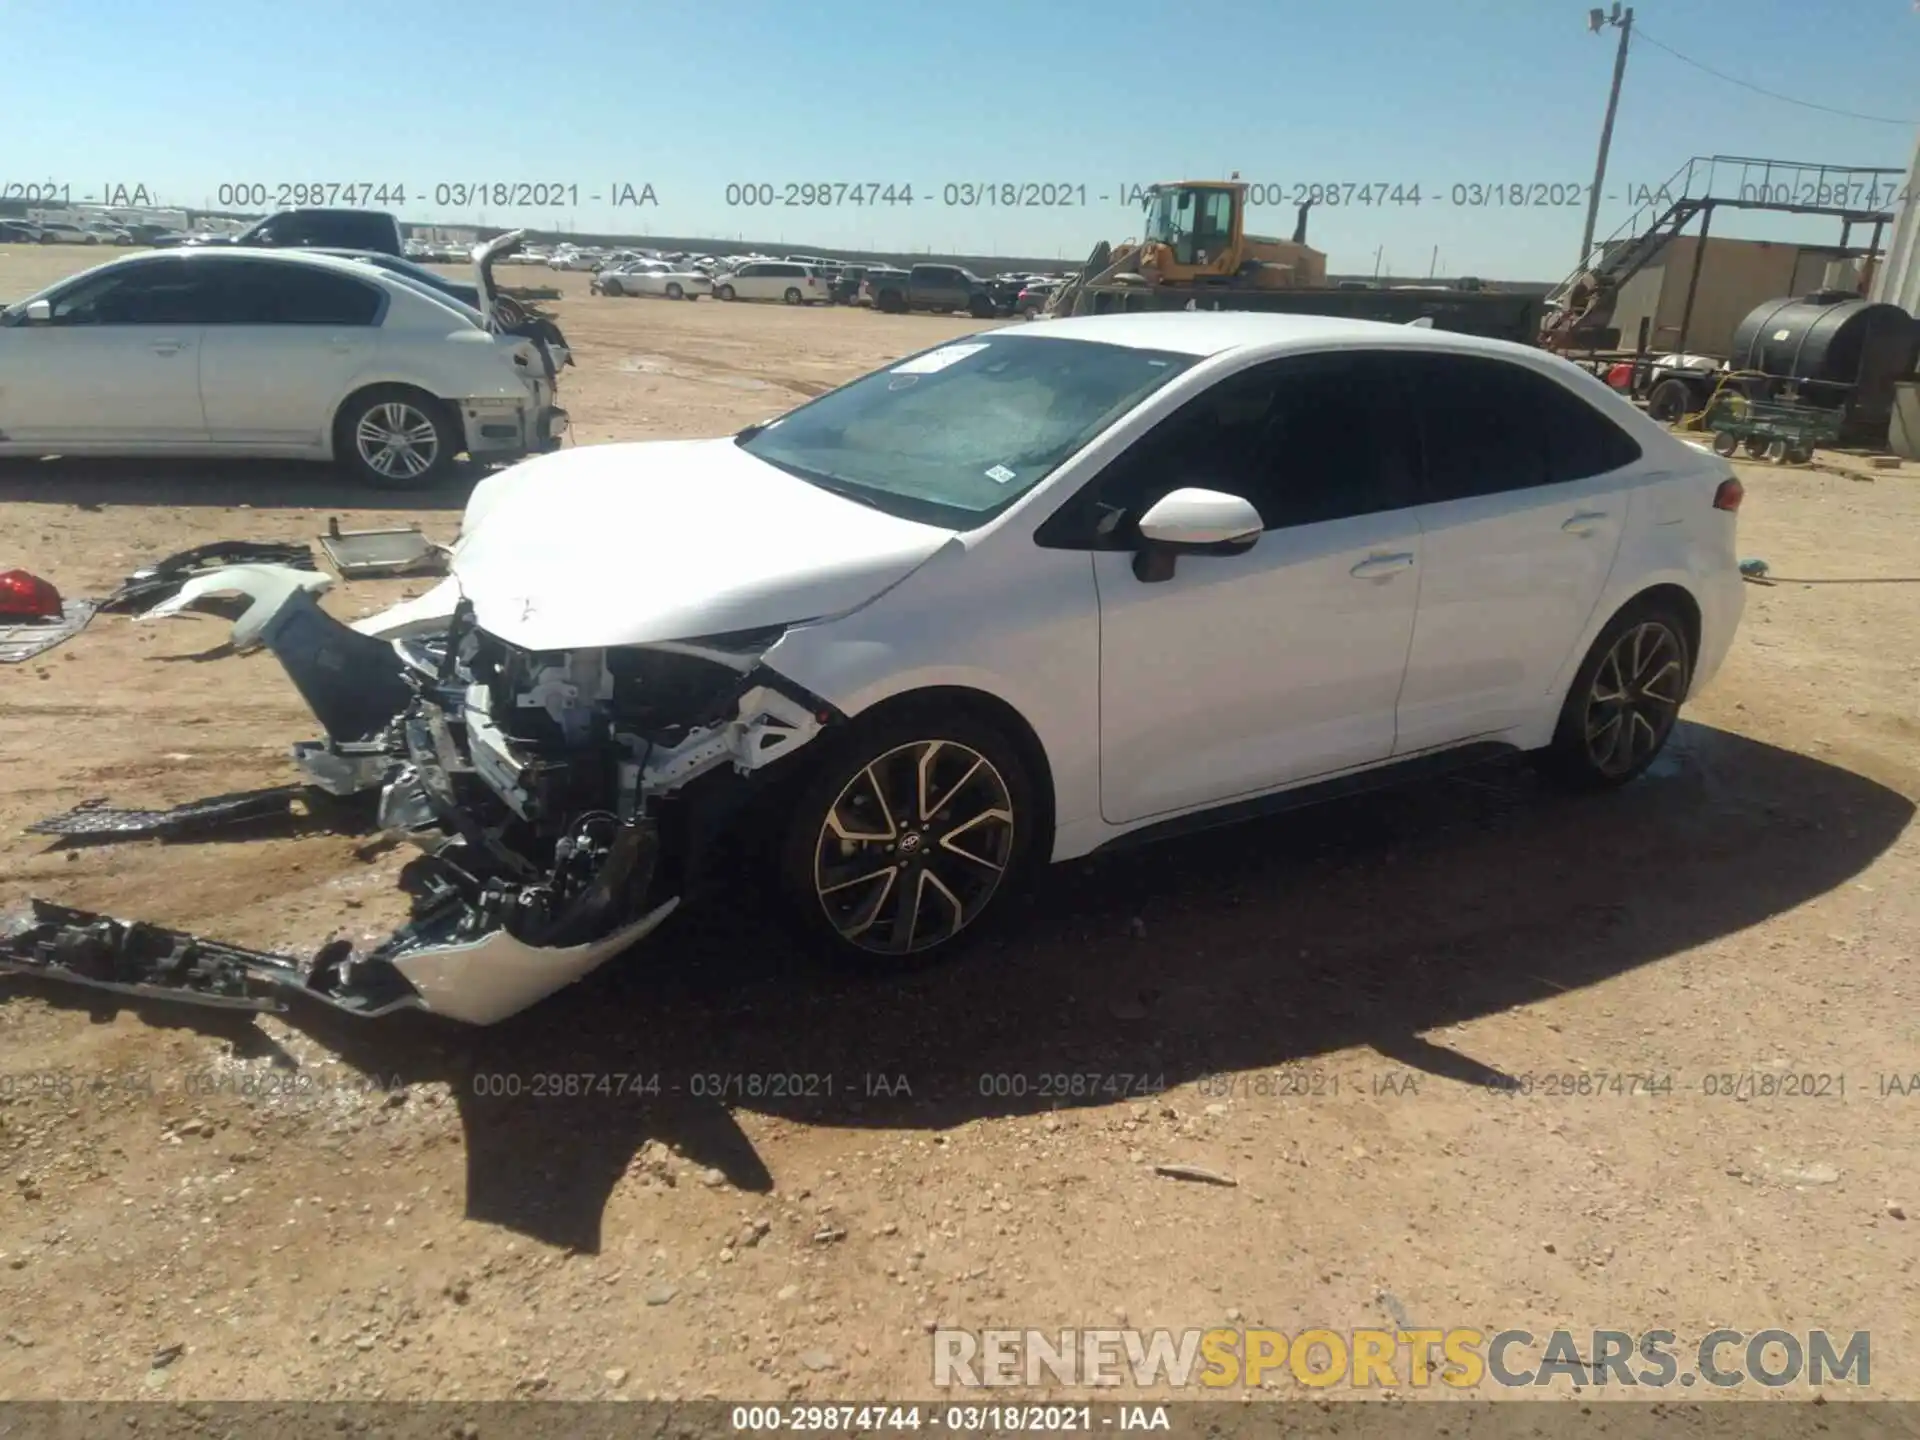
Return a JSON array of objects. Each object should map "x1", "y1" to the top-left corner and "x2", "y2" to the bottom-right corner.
[
  {"x1": 1583, "y1": 621, "x2": 1685, "y2": 777},
  {"x1": 354, "y1": 402, "x2": 440, "y2": 482},
  {"x1": 812, "y1": 740, "x2": 1015, "y2": 956}
]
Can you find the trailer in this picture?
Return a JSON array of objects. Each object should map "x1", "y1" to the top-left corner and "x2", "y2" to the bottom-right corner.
[{"x1": 1067, "y1": 279, "x2": 1545, "y2": 346}]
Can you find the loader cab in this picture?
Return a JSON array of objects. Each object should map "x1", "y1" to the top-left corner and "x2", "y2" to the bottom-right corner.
[{"x1": 1142, "y1": 183, "x2": 1242, "y2": 273}]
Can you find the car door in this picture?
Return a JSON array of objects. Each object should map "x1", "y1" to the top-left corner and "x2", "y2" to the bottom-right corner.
[
  {"x1": 1387, "y1": 350, "x2": 1644, "y2": 752},
  {"x1": 1055, "y1": 350, "x2": 1424, "y2": 826},
  {"x1": 197, "y1": 259, "x2": 383, "y2": 447},
  {"x1": 0, "y1": 257, "x2": 211, "y2": 447}
]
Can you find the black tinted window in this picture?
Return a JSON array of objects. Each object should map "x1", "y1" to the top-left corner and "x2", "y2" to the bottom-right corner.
[
  {"x1": 48, "y1": 260, "x2": 223, "y2": 325},
  {"x1": 1047, "y1": 351, "x2": 1417, "y2": 544},
  {"x1": 1534, "y1": 367, "x2": 1644, "y2": 478},
  {"x1": 245, "y1": 211, "x2": 394, "y2": 250},
  {"x1": 212, "y1": 261, "x2": 382, "y2": 325},
  {"x1": 1397, "y1": 353, "x2": 1547, "y2": 501},
  {"x1": 1397, "y1": 353, "x2": 1640, "y2": 501}
]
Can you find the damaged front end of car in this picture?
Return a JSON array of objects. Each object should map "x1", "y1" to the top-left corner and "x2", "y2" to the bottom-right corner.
[{"x1": 2, "y1": 573, "x2": 836, "y2": 1026}]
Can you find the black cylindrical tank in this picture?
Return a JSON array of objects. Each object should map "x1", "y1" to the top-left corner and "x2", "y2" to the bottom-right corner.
[
  {"x1": 1730, "y1": 291, "x2": 1920, "y2": 444},
  {"x1": 1731, "y1": 291, "x2": 1916, "y2": 385}
]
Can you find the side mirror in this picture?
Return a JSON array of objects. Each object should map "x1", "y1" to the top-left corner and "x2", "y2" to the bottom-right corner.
[
  {"x1": 23, "y1": 299, "x2": 52, "y2": 324},
  {"x1": 1132, "y1": 487, "x2": 1262, "y2": 582}
]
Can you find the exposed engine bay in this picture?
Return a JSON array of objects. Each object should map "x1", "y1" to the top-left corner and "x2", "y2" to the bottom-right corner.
[{"x1": 1, "y1": 571, "x2": 836, "y2": 1025}]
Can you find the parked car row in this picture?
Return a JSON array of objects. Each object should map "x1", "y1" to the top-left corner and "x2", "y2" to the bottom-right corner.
[{"x1": 0, "y1": 231, "x2": 569, "y2": 489}]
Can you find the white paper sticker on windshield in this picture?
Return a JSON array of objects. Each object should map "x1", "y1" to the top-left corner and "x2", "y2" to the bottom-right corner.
[
  {"x1": 891, "y1": 343, "x2": 989, "y2": 375},
  {"x1": 985, "y1": 464, "x2": 1016, "y2": 485}
]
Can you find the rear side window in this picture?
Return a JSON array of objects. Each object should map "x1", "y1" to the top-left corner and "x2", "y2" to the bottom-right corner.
[
  {"x1": 245, "y1": 211, "x2": 396, "y2": 251},
  {"x1": 211, "y1": 261, "x2": 383, "y2": 325},
  {"x1": 1398, "y1": 353, "x2": 1641, "y2": 501}
]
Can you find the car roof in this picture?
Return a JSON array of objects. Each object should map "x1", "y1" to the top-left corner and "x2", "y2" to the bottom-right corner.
[{"x1": 1001, "y1": 309, "x2": 1541, "y2": 362}]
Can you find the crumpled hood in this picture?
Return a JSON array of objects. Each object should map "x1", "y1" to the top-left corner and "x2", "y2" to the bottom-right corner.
[{"x1": 451, "y1": 438, "x2": 957, "y2": 651}]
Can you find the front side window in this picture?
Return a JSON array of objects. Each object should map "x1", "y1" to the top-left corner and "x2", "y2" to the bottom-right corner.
[
  {"x1": 44, "y1": 259, "x2": 221, "y2": 325},
  {"x1": 1038, "y1": 351, "x2": 1419, "y2": 547},
  {"x1": 737, "y1": 334, "x2": 1197, "y2": 528}
]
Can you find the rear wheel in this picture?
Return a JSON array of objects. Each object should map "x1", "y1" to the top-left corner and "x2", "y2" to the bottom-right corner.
[
  {"x1": 777, "y1": 712, "x2": 1036, "y2": 969},
  {"x1": 1711, "y1": 430, "x2": 1739, "y2": 456},
  {"x1": 1537, "y1": 604, "x2": 1693, "y2": 791},
  {"x1": 334, "y1": 386, "x2": 458, "y2": 491},
  {"x1": 665, "y1": 282, "x2": 684, "y2": 300},
  {"x1": 784, "y1": 287, "x2": 803, "y2": 305},
  {"x1": 1646, "y1": 377, "x2": 1695, "y2": 424}
]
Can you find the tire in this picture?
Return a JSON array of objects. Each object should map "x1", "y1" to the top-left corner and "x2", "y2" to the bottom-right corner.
[
  {"x1": 717, "y1": 284, "x2": 736, "y2": 301},
  {"x1": 334, "y1": 386, "x2": 458, "y2": 491},
  {"x1": 1711, "y1": 430, "x2": 1738, "y2": 457},
  {"x1": 784, "y1": 287, "x2": 803, "y2": 305},
  {"x1": 665, "y1": 282, "x2": 683, "y2": 300},
  {"x1": 967, "y1": 293, "x2": 996, "y2": 319},
  {"x1": 776, "y1": 710, "x2": 1037, "y2": 969},
  {"x1": 1743, "y1": 436, "x2": 1769, "y2": 459},
  {"x1": 1646, "y1": 377, "x2": 1695, "y2": 424},
  {"x1": 1763, "y1": 439, "x2": 1787, "y2": 463},
  {"x1": 1784, "y1": 441, "x2": 1814, "y2": 465},
  {"x1": 878, "y1": 289, "x2": 906, "y2": 314},
  {"x1": 1536, "y1": 602, "x2": 1693, "y2": 792}
]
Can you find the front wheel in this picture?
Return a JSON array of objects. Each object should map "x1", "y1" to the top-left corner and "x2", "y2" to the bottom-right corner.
[
  {"x1": 777, "y1": 714, "x2": 1036, "y2": 968},
  {"x1": 1536, "y1": 605, "x2": 1693, "y2": 791},
  {"x1": 717, "y1": 284, "x2": 736, "y2": 301},
  {"x1": 334, "y1": 386, "x2": 458, "y2": 491},
  {"x1": 665, "y1": 282, "x2": 684, "y2": 300},
  {"x1": 784, "y1": 287, "x2": 803, "y2": 305}
]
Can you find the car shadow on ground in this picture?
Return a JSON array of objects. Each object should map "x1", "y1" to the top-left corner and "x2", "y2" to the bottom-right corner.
[
  {"x1": 6, "y1": 722, "x2": 1912, "y2": 1250},
  {"x1": 0, "y1": 456, "x2": 483, "y2": 510}
]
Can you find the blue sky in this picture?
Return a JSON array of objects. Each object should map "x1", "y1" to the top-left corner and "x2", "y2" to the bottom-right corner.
[{"x1": 9, "y1": 0, "x2": 1919, "y2": 278}]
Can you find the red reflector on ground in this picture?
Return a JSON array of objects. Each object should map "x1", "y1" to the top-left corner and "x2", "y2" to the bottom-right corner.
[
  {"x1": 1713, "y1": 478, "x2": 1745, "y2": 512},
  {"x1": 0, "y1": 569, "x2": 63, "y2": 619}
]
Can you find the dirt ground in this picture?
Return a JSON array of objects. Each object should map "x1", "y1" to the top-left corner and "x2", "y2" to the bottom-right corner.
[{"x1": 0, "y1": 244, "x2": 1917, "y2": 1406}]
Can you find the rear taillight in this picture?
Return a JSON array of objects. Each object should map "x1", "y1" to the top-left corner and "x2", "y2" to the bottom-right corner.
[
  {"x1": 1713, "y1": 477, "x2": 1744, "y2": 512},
  {"x1": 0, "y1": 568, "x2": 63, "y2": 619}
]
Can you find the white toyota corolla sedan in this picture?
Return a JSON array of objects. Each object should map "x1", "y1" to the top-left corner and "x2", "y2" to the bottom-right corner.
[
  {"x1": 92, "y1": 311, "x2": 1744, "y2": 1025},
  {"x1": 0, "y1": 238, "x2": 565, "y2": 488}
]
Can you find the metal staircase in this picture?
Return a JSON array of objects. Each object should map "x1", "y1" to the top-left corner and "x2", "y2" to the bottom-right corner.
[{"x1": 1542, "y1": 154, "x2": 1903, "y2": 350}]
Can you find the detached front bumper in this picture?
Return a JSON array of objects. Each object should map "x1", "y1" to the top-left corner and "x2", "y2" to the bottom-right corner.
[{"x1": 4, "y1": 568, "x2": 824, "y2": 1026}]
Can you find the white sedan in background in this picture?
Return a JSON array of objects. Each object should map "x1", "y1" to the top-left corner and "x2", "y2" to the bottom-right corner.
[
  {"x1": 594, "y1": 261, "x2": 711, "y2": 300},
  {"x1": 0, "y1": 239, "x2": 565, "y2": 489}
]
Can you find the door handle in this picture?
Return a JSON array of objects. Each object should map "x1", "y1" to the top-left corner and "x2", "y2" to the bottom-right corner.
[
  {"x1": 1349, "y1": 552, "x2": 1415, "y2": 578},
  {"x1": 149, "y1": 338, "x2": 187, "y2": 355},
  {"x1": 1562, "y1": 511, "x2": 1610, "y2": 535}
]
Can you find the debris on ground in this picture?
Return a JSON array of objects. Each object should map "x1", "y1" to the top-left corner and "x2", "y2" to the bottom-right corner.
[
  {"x1": 318, "y1": 517, "x2": 448, "y2": 579},
  {"x1": 0, "y1": 569, "x2": 96, "y2": 661},
  {"x1": 1152, "y1": 1163, "x2": 1238, "y2": 1187},
  {"x1": 25, "y1": 785, "x2": 313, "y2": 842},
  {"x1": 98, "y1": 540, "x2": 317, "y2": 616},
  {"x1": 137, "y1": 564, "x2": 334, "y2": 644}
]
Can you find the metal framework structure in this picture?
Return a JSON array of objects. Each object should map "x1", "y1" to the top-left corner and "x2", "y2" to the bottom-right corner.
[{"x1": 1546, "y1": 153, "x2": 1904, "y2": 362}]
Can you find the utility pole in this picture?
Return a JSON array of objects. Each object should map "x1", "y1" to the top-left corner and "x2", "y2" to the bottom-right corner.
[{"x1": 1577, "y1": 4, "x2": 1634, "y2": 276}]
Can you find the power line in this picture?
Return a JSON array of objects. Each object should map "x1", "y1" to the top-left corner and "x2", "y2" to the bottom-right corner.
[{"x1": 1633, "y1": 27, "x2": 1916, "y2": 126}]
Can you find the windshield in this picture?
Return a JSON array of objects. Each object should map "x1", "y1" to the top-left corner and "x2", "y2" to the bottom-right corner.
[
  {"x1": 1143, "y1": 187, "x2": 1194, "y2": 246},
  {"x1": 736, "y1": 333, "x2": 1195, "y2": 528}
]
